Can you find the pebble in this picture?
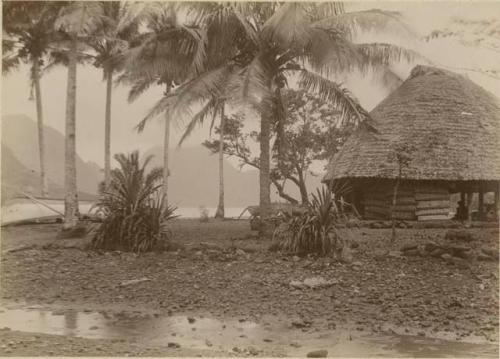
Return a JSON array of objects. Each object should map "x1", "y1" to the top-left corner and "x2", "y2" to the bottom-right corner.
[{"x1": 307, "y1": 349, "x2": 328, "y2": 358}]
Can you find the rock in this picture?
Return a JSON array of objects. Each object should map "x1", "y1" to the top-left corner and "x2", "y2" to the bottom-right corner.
[
  {"x1": 388, "y1": 251, "x2": 401, "y2": 258},
  {"x1": 441, "y1": 253, "x2": 453, "y2": 263},
  {"x1": 339, "y1": 246, "x2": 353, "y2": 263},
  {"x1": 89, "y1": 326, "x2": 99, "y2": 330},
  {"x1": 402, "y1": 249, "x2": 419, "y2": 257},
  {"x1": 292, "y1": 256, "x2": 301, "y2": 262},
  {"x1": 477, "y1": 253, "x2": 495, "y2": 262},
  {"x1": 430, "y1": 248, "x2": 444, "y2": 258},
  {"x1": 444, "y1": 230, "x2": 475, "y2": 242},
  {"x1": 290, "y1": 342, "x2": 301, "y2": 348},
  {"x1": 290, "y1": 277, "x2": 338, "y2": 290},
  {"x1": 167, "y1": 342, "x2": 181, "y2": 348},
  {"x1": 187, "y1": 317, "x2": 196, "y2": 324},
  {"x1": 481, "y1": 248, "x2": 499, "y2": 259},
  {"x1": 235, "y1": 249, "x2": 246, "y2": 256},
  {"x1": 307, "y1": 349, "x2": 328, "y2": 358},
  {"x1": 400, "y1": 243, "x2": 417, "y2": 252},
  {"x1": 247, "y1": 346, "x2": 259, "y2": 356},
  {"x1": 205, "y1": 339, "x2": 213, "y2": 347},
  {"x1": 424, "y1": 241, "x2": 440, "y2": 253},
  {"x1": 119, "y1": 277, "x2": 151, "y2": 287},
  {"x1": 373, "y1": 249, "x2": 388, "y2": 261},
  {"x1": 292, "y1": 319, "x2": 312, "y2": 328}
]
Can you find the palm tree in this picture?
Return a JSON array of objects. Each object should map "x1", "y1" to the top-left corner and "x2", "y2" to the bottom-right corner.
[
  {"x1": 141, "y1": 2, "x2": 420, "y2": 234},
  {"x1": 2, "y1": 1, "x2": 64, "y2": 198},
  {"x1": 88, "y1": 1, "x2": 143, "y2": 188},
  {"x1": 55, "y1": 1, "x2": 105, "y2": 229},
  {"x1": 120, "y1": 2, "x2": 208, "y2": 204}
]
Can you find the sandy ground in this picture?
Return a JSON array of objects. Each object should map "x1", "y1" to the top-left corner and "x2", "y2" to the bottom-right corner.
[{"x1": 0, "y1": 219, "x2": 498, "y2": 356}]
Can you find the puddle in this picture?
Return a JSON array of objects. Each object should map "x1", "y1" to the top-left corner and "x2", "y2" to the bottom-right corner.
[{"x1": 0, "y1": 306, "x2": 497, "y2": 357}]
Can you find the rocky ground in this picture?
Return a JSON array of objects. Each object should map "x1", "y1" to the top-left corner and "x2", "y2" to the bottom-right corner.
[{"x1": 0, "y1": 219, "x2": 498, "y2": 356}]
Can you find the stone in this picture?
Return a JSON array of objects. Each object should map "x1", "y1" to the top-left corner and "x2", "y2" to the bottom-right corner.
[
  {"x1": 441, "y1": 253, "x2": 453, "y2": 263},
  {"x1": 247, "y1": 346, "x2": 259, "y2": 356},
  {"x1": 388, "y1": 251, "x2": 401, "y2": 258},
  {"x1": 292, "y1": 256, "x2": 301, "y2": 262},
  {"x1": 444, "y1": 230, "x2": 475, "y2": 242},
  {"x1": 402, "y1": 249, "x2": 419, "y2": 257},
  {"x1": 481, "y1": 248, "x2": 499, "y2": 260},
  {"x1": 477, "y1": 254, "x2": 495, "y2": 262},
  {"x1": 400, "y1": 243, "x2": 418, "y2": 252},
  {"x1": 187, "y1": 317, "x2": 196, "y2": 324},
  {"x1": 167, "y1": 342, "x2": 181, "y2": 348},
  {"x1": 424, "y1": 241, "x2": 440, "y2": 252},
  {"x1": 430, "y1": 248, "x2": 444, "y2": 258},
  {"x1": 307, "y1": 349, "x2": 328, "y2": 358}
]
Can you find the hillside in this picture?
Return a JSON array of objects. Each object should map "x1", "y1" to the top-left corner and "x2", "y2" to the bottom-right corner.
[
  {"x1": 2, "y1": 114, "x2": 103, "y2": 195},
  {"x1": 1, "y1": 145, "x2": 96, "y2": 203}
]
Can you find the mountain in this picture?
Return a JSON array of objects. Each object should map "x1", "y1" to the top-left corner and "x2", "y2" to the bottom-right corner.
[
  {"x1": 143, "y1": 146, "x2": 324, "y2": 207},
  {"x1": 2, "y1": 114, "x2": 103, "y2": 195},
  {"x1": 1, "y1": 114, "x2": 324, "y2": 208},
  {"x1": 144, "y1": 146, "x2": 260, "y2": 207},
  {"x1": 1, "y1": 144, "x2": 96, "y2": 203}
]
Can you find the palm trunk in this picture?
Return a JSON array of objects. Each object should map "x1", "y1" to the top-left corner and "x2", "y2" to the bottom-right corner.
[
  {"x1": 259, "y1": 110, "x2": 271, "y2": 235},
  {"x1": 104, "y1": 70, "x2": 113, "y2": 188},
  {"x1": 215, "y1": 104, "x2": 225, "y2": 219},
  {"x1": 63, "y1": 37, "x2": 79, "y2": 229},
  {"x1": 33, "y1": 60, "x2": 48, "y2": 198},
  {"x1": 162, "y1": 83, "x2": 171, "y2": 203}
]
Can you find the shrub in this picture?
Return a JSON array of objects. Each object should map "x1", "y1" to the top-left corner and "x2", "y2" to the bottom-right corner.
[
  {"x1": 199, "y1": 205, "x2": 209, "y2": 223},
  {"x1": 273, "y1": 186, "x2": 351, "y2": 256},
  {"x1": 90, "y1": 151, "x2": 178, "y2": 252}
]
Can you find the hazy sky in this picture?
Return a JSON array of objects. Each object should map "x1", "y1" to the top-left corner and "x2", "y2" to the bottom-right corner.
[{"x1": 2, "y1": 1, "x2": 500, "y2": 167}]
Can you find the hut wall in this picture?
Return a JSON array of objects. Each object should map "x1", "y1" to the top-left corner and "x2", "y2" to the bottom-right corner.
[
  {"x1": 414, "y1": 184, "x2": 450, "y2": 221},
  {"x1": 360, "y1": 181, "x2": 450, "y2": 221}
]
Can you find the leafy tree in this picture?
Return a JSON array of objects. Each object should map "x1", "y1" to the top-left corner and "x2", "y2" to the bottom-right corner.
[
  {"x1": 204, "y1": 89, "x2": 352, "y2": 205},
  {"x1": 2, "y1": 1, "x2": 65, "y2": 197},
  {"x1": 142, "y1": 2, "x2": 419, "y2": 234}
]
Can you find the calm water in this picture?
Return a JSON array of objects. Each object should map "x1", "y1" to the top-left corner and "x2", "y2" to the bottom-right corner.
[
  {"x1": 0, "y1": 306, "x2": 497, "y2": 357},
  {"x1": 1, "y1": 198, "x2": 250, "y2": 225}
]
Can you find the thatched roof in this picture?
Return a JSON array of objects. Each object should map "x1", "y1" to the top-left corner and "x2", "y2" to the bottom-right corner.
[{"x1": 323, "y1": 65, "x2": 500, "y2": 183}]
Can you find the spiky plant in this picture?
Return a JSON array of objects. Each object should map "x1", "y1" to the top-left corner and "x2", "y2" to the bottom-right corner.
[
  {"x1": 274, "y1": 186, "x2": 352, "y2": 256},
  {"x1": 91, "y1": 151, "x2": 178, "y2": 252}
]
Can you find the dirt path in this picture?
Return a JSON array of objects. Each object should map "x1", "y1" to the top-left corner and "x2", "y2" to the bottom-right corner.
[{"x1": 0, "y1": 220, "x2": 498, "y2": 356}]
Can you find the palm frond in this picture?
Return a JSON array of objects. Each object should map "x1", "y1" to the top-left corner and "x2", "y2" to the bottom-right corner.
[
  {"x1": 355, "y1": 43, "x2": 429, "y2": 70},
  {"x1": 178, "y1": 97, "x2": 218, "y2": 147},
  {"x1": 55, "y1": 1, "x2": 106, "y2": 36},
  {"x1": 298, "y1": 69, "x2": 372, "y2": 128},
  {"x1": 314, "y1": 9, "x2": 416, "y2": 39},
  {"x1": 261, "y1": 2, "x2": 313, "y2": 50}
]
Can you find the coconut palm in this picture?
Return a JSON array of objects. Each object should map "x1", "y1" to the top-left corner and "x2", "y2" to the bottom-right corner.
[
  {"x1": 2, "y1": 1, "x2": 65, "y2": 198},
  {"x1": 119, "y1": 2, "x2": 208, "y2": 204},
  {"x1": 87, "y1": 1, "x2": 143, "y2": 188},
  {"x1": 55, "y1": 1, "x2": 106, "y2": 229},
  {"x1": 140, "y1": 2, "x2": 421, "y2": 233}
]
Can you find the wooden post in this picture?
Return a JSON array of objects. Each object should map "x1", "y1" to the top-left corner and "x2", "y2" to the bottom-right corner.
[
  {"x1": 478, "y1": 187, "x2": 484, "y2": 220},
  {"x1": 466, "y1": 192, "x2": 473, "y2": 222},
  {"x1": 495, "y1": 184, "x2": 499, "y2": 219}
]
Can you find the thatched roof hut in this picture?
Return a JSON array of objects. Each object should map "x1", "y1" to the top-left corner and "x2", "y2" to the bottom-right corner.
[{"x1": 323, "y1": 65, "x2": 500, "y2": 221}]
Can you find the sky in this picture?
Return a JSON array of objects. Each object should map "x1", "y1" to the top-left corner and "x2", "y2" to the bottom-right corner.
[{"x1": 2, "y1": 0, "x2": 500, "y2": 168}]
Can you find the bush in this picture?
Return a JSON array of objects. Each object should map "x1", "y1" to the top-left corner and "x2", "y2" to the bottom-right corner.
[
  {"x1": 90, "y1": 151, "x2": 178, "y2": 252},
  {"x1": 273, "y1": 186, "x2": 350, "y2": 256},
  {"x1": 199, "y1": 205, "x2": 209, "y2": 223}
]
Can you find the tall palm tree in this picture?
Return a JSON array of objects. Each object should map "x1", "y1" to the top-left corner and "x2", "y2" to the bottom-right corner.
[
  {"x1": 120, "y1": 2, "x2": 207, "y2": 204},
  {"x1": 88, "y1": 1, "x2": 143, "y2": 188},
  {"x1": 55, "y1": 1, "x2": 105, "y2": 229},
  {"x1": 141, "y1": 2, "x2": 420, "y2": 234},
  {"x1": 2, "y1": 1, "x2": 64, "y2": 198}
]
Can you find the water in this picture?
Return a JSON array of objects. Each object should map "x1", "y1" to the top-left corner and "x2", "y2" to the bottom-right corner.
[
  {"x1": 0, "y1": 306, "x2": 497, "y2": 357},
  {"x1": 1, "y1": 199, "x2": 250, "y2": 226}
]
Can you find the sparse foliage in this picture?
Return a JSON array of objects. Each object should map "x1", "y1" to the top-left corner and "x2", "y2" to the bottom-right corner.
[
  {"x1": 91, "y1": 151, "x2": 177, "y2": 252},
  {"x1": 204, "y1": 89, "x2": 353, "y2": 205}
]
